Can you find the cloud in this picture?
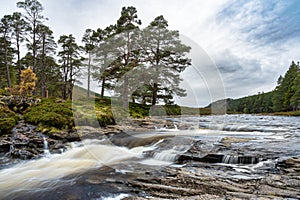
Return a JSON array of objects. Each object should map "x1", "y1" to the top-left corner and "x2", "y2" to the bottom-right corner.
[
  {"x1": 217, "y1": 0, "x2": 300, "y2": 47},
  {"x1": 203, "y1": 0, "x2": 300, "y2": 99}
]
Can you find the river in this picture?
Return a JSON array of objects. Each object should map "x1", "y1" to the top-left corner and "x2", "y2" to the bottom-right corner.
[{"x1": 0, "y1": 114, "x2": 299, "y2": 199}]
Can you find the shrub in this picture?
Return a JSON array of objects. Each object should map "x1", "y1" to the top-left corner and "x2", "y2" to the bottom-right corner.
[
  {"x1": 0, "y1": 107, "x2": 19, "y2": 135},
  {"x1": 129, "y1": 103, "x2": 150, "y2": 118},
  {"x1": 24, "y1": 98, "x2": 74, "y2": 129}
]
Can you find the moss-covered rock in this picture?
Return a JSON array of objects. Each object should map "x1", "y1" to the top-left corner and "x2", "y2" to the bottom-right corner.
[
  {"x1": 73, "y1": 98, "x2": 115, "y2": 127},
  {"x1": 25, "y1": 97, "x2": 117, "y2": 129},
  {"x1": 0, "y1": 107, "x2": 19, "y2": 135},
  {"x1": 130, "y1": 103, "x2": 150, "y2": 118},
  {"x1": 24, "y1": 98, "x2": 74, "y2": 129}
]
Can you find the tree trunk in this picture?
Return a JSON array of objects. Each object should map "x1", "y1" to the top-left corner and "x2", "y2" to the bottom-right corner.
[
  {"x1": 63, "y1": 59, "x2": 67, "y2": 100},
  {"x1": 16, "y1": 34, "x2": 21, "y2": 83},
  {"x1": 32, "y1": 19, "x2": 37, "y2": 73},
  {"x1": 87, "y1": 51, "x2": 91, "y2": 98},
  {"x1": 101, "y1": 77, "x2": 105, "y2": 99},
  {"x1": 32, "y1": 28, "x2": 37, "y2": 96},
  {"x1": 123, "y1": 75, "x2": 129, "y2": 108},
  {"x1": 152, "y1": 83, "x2": 158, "y2": 105},
  {"x1": 4, "y1": 36, "x2": 12, "y2": 89},
  {"x1": 40, "y1": 33, "x2": 46, "y2": 97},
  {"x1": 69, "y1": 82, "x2": 73, "y2": 100},
  {"x1": 142, "y1": 96, "x2": 146, "y2": 105},
  {"x1": 63, "y1": 72, "x2": 67, "y2": 100},
  {"x1": 69, "y1": 53, "x2": 73, "y2": 100}
]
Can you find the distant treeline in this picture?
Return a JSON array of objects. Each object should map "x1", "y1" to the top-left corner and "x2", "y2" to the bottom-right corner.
[{"x1": 225, "y1": 61, "x2": 300, "y2": 113}]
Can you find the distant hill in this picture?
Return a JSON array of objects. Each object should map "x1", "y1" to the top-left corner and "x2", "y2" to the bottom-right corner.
[{"x1": 208, "y1": 61, "x2": 300, "y2": 114}]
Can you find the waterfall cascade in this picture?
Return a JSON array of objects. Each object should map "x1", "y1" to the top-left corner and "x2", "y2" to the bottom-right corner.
[
  {"x1": 42, "y1": 136, "x2": 50, "y2": 155},
  {"x1": 222, "y1": 155, "x2": 259, "y2": 164}
]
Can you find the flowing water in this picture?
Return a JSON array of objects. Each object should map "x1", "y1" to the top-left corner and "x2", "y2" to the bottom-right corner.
[{"x1": 0, "y1": 114, "x2": 299, "y2": 199}]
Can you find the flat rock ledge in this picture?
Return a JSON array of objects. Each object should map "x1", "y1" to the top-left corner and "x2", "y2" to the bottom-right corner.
[{"x1": 124, "y1": 157, "x2": 300, "y2": 200}]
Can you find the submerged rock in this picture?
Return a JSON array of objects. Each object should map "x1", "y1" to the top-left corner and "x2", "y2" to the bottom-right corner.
[{"x1": 221, "y1": 137, "x2": 254, "y2": 147}]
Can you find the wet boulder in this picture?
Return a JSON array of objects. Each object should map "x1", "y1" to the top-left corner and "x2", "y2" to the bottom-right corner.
[
  {"x1": 10, "y1": 149, "x2": 36, "y2": 159},
  {"x1": 0, "y1": 139, "x2": 11, "y2": 152},
  {"x1": 177, "y1": 154, "x2": 259, "y2": 165},
  {"x1": 277, "y1": 157, "x2": 300, "y2": 173}
]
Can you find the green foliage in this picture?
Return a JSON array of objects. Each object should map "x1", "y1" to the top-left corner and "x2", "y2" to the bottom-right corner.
[
  {"x1": 96, "y1": 111, "x2": 115, "y2": 127},
  {"x1": 129, "y1": 102, "x2": 150, "y2": 118},
  {"x1": 272, "y1": 61, "x2": 300, "y2": 112},
  {"x1": 227, "y1": 92, "x2": 274, "y2": 114},
  {"x1": 290, "y1": 73, "x2": 300, "y2": 109},
  {"x1": 131, "y1": 15, "x2": 191, "y2": 105},
  {"x1": 24, "y1": 98, "x2": 74, "y2": 129},
  {"x1": 273, "y1": 111, "x2": 300, "y2": 116},
  {"x1": 0, "y1": 36, "x2": 15, "y2": 89},
  {"x1": 58, "y1": 34, "x2": 83, "y2": 100},
  {"x1": 0, "y1": 88, "x2": 9, "y2": 95},
  {"x1": 73, "y1": 98, "x2": 115, "y2": 127},
  {"x1": 0, "y1": 107, "x2": 19, "y2": 135},
  {"x1": 164, "y1": 105, "x2": 182, "y2": 116}
]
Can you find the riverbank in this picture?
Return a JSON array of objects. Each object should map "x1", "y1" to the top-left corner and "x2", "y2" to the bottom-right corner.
[{"x1": 272, "y1": 111, "x2": 300, "y2": 116}]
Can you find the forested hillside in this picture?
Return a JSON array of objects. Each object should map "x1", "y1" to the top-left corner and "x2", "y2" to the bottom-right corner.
[{"x1": 227, "y1": 61, "x2": 300, "y2": 113}]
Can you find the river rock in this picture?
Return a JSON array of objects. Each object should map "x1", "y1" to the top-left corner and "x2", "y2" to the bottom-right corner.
[
  {"x1": 10, "y1": 149, "x2": 35, "y2": 159},
  {"x1": 221, "y1": 137, "x2": 254, "y2": 147},
  {"x1": 277, "y1": 157, "x2": 300, "y2": 174},
  {"x1": 0, "y1": 139, "x2": 11, "y2": 152},
  {"x1": 0, "y1": 119, "x2": 83, "y2": 162},
  {"x1": 0, "y1": 96, "x2": 41, "y2": 113},
  {"x1": 44, "y1": 130, "x2": 81, "y2": 142}
]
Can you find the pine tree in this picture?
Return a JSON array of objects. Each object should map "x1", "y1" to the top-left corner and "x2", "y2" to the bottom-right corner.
[
  {"x1": 82, "y1": 29, "x2": 95, "y2": 98},
  {"x1": 0, "y1": 15, "x2": 13, "y2": 89},
  {"x1": 58, "y1": 34, "x2": 82, "y2": 100},
  {"x1": 282, "y1": 61, "x2": 298, "y2": 110},
  {"x1": 272, "y1": 75, "x2": 284, "y2": 112},
  {"x1": 140, "y1": 15, "x2": 191, "y2": 105},
  {"x1": 0, "y1": 37, "x2": 14, "y2": 89},
  {"x1": 36, "y1": 24, "x2": 57, "y2": 97},
  {"x1": 290, "y1": 68, "x2": 300, "y2": 110},
  {"x1": 115, "y1": 6, "x2": 141, "y2": 108},
  {"x1": 17, "y1": 0, "x2": 46, "y2": 73},
  {"x1": 10, "y1": 12, "x2": 27, "y2": 82},
  {"x1": 91, "y1": 25, "x2": 118, "y2": 98}
]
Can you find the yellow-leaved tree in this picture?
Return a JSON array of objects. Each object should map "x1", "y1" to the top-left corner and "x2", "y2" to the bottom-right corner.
[{"x1": 19, "y1": 67, "x2": 37, "y2": 96}]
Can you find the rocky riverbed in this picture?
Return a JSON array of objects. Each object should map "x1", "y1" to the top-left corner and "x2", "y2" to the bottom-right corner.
[
  {"x1": 124, "y1": 157, "x2": 300, "y2": 199},
  {"x1": 0, "y1": 115, "x2": 299, "y2": 199}
]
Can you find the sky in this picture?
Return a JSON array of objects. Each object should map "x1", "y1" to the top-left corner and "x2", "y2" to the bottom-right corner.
[{"x1": 1, "y1": 0, "x2": 300, "y2": 107}]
